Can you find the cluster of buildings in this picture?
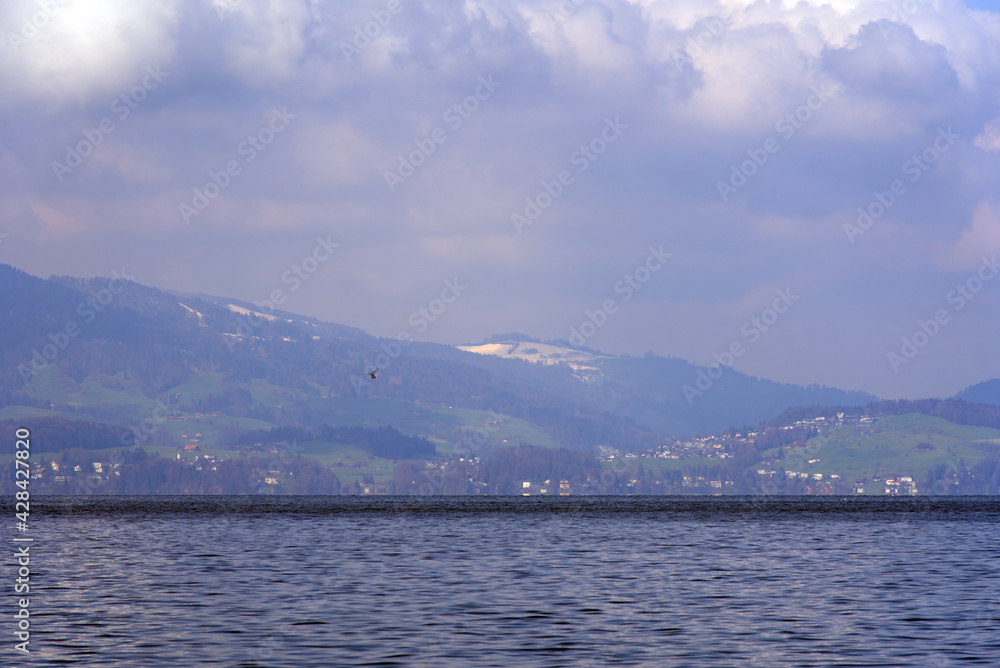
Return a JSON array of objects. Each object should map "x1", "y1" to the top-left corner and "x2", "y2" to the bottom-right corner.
[
  {"x1": 757, "y1": 469, "x2": 841, "y2": 482},
  {"x1": 31, "y1": 460, "x2": 123, "y2": 484},
  {"x1": 682, "y1": 476, "x2": 735, "y2": 489},
  {"x1": 853, "y1": 475, "x2": 918, "y2": 495},
  {"x1": 782, "y1": 414, "x2": 876, "y2": 429},
  {"x1": 520, "y1": 479, "x2": 572, "y2": 495},
  {"x1": 612, "y1": 411, "x2": 924, "y2": 495},
  {"x1": 649, "y1": 436, "x2": 740, "y2": 460}
]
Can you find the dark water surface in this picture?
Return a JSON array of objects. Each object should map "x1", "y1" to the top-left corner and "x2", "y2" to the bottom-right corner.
[{"x1": 11, "y1": 496, "x2": 1000, "y2": 667}]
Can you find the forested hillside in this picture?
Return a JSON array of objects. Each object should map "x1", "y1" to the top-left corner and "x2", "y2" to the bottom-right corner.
[{"x1": 1, "y1": 264, "x2": 881, "y2": 456}]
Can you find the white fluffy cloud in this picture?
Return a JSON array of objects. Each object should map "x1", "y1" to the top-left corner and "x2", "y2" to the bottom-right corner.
[
  {"x1": 974, "y1": 117, "x2": 1000, "y2": 151},
  {"x1": 0, "y1": 0, "x2": 181, "y2": 108},
  {"x1": 939, "y1": 199, "x2": 1000, "y2": 270}
]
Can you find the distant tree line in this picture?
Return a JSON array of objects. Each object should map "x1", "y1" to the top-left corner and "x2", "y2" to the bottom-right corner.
[
  {"x1": 923, "y1": 456, "x2": 1000, "y2": 495},
  {"x1": 0, "y1": 418, "x2": 133, "y2": 451},
  {"x1": 478, "y1": 444, "x2": 602, "y2": 494},
  {"x1": 748, "y1": 425, "x2": 819, "y2": 452}
]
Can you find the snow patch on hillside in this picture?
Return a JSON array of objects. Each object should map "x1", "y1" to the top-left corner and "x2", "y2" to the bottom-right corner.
[
  {"x1": 456, "y1": 341, "x2": 608, "y2": 374},
  {"x1": 226, "y1": 303, "x2": 278, "y2": 322},
  {"x1": 178, "y1": 302, "x2": 204, "y2": 319}
]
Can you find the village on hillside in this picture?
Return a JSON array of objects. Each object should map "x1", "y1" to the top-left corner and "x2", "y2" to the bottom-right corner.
[{"x1": 25, "y1": 408, "x2": 972, "y2": 496}]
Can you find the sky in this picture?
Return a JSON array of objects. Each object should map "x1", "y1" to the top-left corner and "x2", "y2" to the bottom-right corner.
[{"x1": 0, "y1": 0, "x2": 998, "y2": 401}]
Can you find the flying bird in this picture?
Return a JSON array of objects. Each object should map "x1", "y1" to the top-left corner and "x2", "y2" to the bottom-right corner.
[{"x1": 369, "y1": 368, "x2": 379, "y2": 380}]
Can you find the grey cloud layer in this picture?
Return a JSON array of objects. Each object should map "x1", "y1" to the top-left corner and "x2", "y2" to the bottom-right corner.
[{"x1": 1, "y1": 0, "x2": 999, "y2": 398}]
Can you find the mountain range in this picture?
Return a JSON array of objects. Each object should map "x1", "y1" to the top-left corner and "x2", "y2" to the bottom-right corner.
[{"x1": 1, "y1": 263, "x2": 995, "y2": 458}]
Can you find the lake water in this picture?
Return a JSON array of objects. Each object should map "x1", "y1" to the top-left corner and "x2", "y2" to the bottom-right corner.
[{"x1": 12, "y1": 496, "x2": 1000, "y2": 666}]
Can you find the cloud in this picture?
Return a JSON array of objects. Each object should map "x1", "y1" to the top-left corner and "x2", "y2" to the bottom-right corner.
[
  {"x1": 974, "y1": 117, "x2": 1000, "y2": 152},
  {"x1": 291, "y1": 119, "x2": 381, "y2": 189},
  {"x1": 0, "y1": 141, "x2": 23, "y2": 176},
  {"x1": 938, "y1": 200, "x2": 1000, "y2": 271},
  {"x1": 3, "y1": 0, "x2": 1000, "y2": 398},
  {"x1": 0, "y1": 0, "x2": 181, "y2": 109},
  {"x1": 30, "y1": 200, "x2": 81, "y2": 236},
  {"x1": 218, "y1": 0, "x2": 312, "y2": 86}
]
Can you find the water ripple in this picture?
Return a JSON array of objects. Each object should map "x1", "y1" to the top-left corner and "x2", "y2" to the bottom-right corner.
[{"x1": 9, "y1": 496, "x2": 999, "y2": 667}]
